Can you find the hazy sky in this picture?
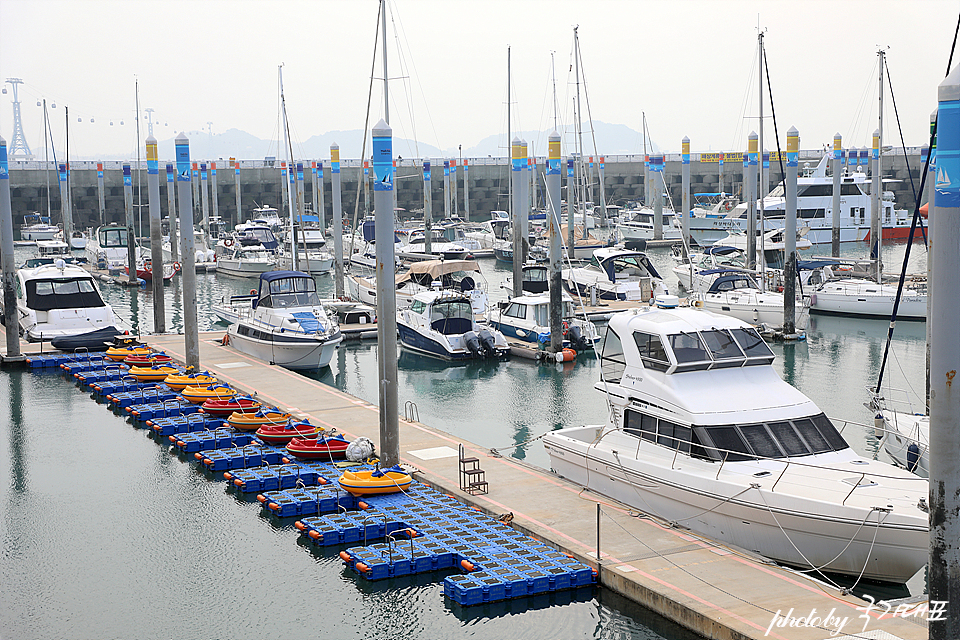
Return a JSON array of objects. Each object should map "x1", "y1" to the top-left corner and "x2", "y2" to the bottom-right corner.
[{"x1": 1, "y1": 0, "x2": 957, "y2": 160}]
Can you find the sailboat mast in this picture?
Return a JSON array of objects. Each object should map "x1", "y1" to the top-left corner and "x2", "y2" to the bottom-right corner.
[
  {"x1": 382, "y1": 0, "x2": 389, "y2": 125},
  {"x1": 507, "y1": 46, "x2": 512, "y2": 225},
  {"x1": 872, "y1": 49, "x2": 885, "y2": 283},
  {"x1": 574, "y1": 27, "x2": 585, "y2": 220},
  {"x1": 64, "y1": 106, "x2": 72, "y2": 243},
  {"x1": 43, "y1": 100, "x2": 50, "y2": 219},
  {"x1": 758, "y1": 30, "x2": 766, "y2": 289},
  {"x1": 279, "y1": 65, "x2": 298, "y2": 271}
]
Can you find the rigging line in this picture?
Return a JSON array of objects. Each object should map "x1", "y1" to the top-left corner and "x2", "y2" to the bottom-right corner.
[
  {"x1": 349, "y1": 1, "x2": 382, "y2": 261},
  {"x1": 760, "y1": 40, "x2": 785, "y2": 193},
  {"x1": 875, "y1": 17, "x2": 959, "y2": 396},
  {"x1": 884, "y1": 64, "x2": 926, "y2": 240},
  {"x1": 731, "y1": 43, "x2": 760, "y2": 154}
]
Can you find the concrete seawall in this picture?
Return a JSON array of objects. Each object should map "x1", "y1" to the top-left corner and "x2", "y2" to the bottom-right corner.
[{"x1": 8, "y1": 150, "x2": 925, "y2": 233}]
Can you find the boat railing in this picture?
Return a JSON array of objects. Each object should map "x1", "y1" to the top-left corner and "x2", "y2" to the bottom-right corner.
[{"x1": 866, "y1": 385, "x2": 927, "y2": 416}]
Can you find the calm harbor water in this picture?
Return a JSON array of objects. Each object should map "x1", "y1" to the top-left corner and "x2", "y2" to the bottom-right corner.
[{"x1": 1, "y1": 240, "x2": 930, "y2": 638}]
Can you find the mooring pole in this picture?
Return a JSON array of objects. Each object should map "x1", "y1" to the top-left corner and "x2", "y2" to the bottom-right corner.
[
  {"x1": 926, "y1": 108, "x2": 937, "y2": 409},
  {"x1": 871, "y1": 129, "x2": 882, "y2": 281},
  {"x1": 512, "y1": 137, "x2": 523, "y2": 297},
  {"x1": 783, "y1": 127, "x2": 799, "y2": 336},
  {"x1": 423, "y1": 161, "x2": 432, "y2": 256},
  {"x1": 443, "y1": 159, "x2": 451, "y2": 219},
  {"x1": 566, "y1": 158, "x2": 575, "y2": 260},
  {"x1": 123, "y1": 164, "x2": 137, "y2": 284},
  {"x1": 97, "y1": 162, "x2": 105, "y2": 225},
  {"x1": 547, "y1": 131, "x2": 563, "y2": 354},
  {"x1": 234, "y1": 158, "x2": 242, "y2": 227},
  {"x1": 317, "y1": 161, "x2": 326, "y2": 234},
  {"x1": 929, "y1": 70, "x2": 960, "y2": 640},
  {"x1": 210, "y1": 162, "x2": 219, "y2": 231},
  {"x1": 463, "y1": 158, "x2": 470, "y2": 221},
  {"x1": 520, "y1": 139, "x2": 529, "y2": 263},
  {"x1": 747, "y1": 133, "x2": 758, "y2": 270},
  {"x1": 175, "y1": 133, "x2": 200, "y2": 369},
  {"x1": 0, "y1": 136, "x2": 23, "y2": 362},
  {"x1": 200, "y1": 162, "x2": 210, "y2": 245},
  {"x1": 652, "y1": 153, "x2": 663, "y2": 241},
  {"x1": 166, "y1": 164, "x2": 178, "y2": 262},
  {"x1": 681, "y1": 137, "x2": 691, "y2": 261},
  {"x1": 831, "y1": 133, "x2": 842, "y2": 257},
  {"x1": 373, "y1": 119, "x2": 399, "y2": 467},
  {"x1": 146, "y1": 136, "x2": 165, "y2": 334},
  {"x1": 331, "y1": 143, "x2": 344, "y2": 297}
]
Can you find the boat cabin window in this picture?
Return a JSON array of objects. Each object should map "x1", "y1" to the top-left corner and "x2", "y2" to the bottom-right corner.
[
  {"x1": 692, "y1": 414, "x2": 848, "y2": 462},
  {"x1": 623, "y1": 409, "x2": 692, "y2": 453},
  {"x1": 429, "y1": 299, "x2": 474, "y2": 335},
  {"x1": 503, "y1": 302, "x2": 526, "y2": 319},
  {"x1": 99, "y1": 228, "x2": 128, "y2": 248},
  {"x1": 259, "y1": 277, "x2": 319, "y2": 308},
  {"x1": 730, "y1": 327, "x2": 775, "y2": 365},
  {"x1": 668, "y1": 332, "x2": 712, "y2": 372},
  {"x1": 26, "y1": 278, "x2": 104, "y2": 311},
  {"x1": 700, "y1": 330, "x2": 745, "y2": 369},
  {"x1": 600, "y1": 326, "x2": 626, "y2": 383},
  {"x1": 410, "y1": 300, "x2": 427, "y2": 314},
  {"x1": 633, "y1": 332, "x2": 669, "y2": 372}
]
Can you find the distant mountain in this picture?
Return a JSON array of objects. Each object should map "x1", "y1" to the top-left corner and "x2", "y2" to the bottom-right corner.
[{"x1": 83, "y1": 121, "x2": 658, "y2": 161}]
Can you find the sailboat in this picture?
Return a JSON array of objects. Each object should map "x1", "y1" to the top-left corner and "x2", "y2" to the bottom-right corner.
[{"x1": 808, "y1": 50, "x2": 928, "y2": 321}]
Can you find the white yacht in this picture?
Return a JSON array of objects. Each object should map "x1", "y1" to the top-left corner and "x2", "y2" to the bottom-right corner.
[
  {"x1": 809, "y1": 278, "x2": 927, "y2": 320},
  {"x1": 225, "y1": 270, "x2": 343, "y2": 370},
  {"x1": 216, "y1": 245, "x2": 277, "y2": 278},
  {"x1": 163, "y1": 226, "x2": 217, "y2": 272},
  {"x1": 543, "y1": 305, "x2": 928, "y2": 583},
  {"x1": 20, "y1": 213, "x2": 59, "y2": 242},
  {"x1": 672, "y1": 244, "x2": 748, "y2": 291},
  {"x1": 23, "y1": 240, "x2": 75, "y2": 268},
  {"x1": 397, "y1": 290, "x2": 509, "y2": 361},
  {"x1": 616, "y1": 204, "x2": 682, "y2": 243},
  {"x1": 348, "y1": 259, "x2": 490, "y2": 313},
  {"x1": 562, "y1": 247, "x2": 668, "y2": 302},
  {"x1": 10, "y1": 261, "x2": 117, "y2": 342},
  {"x1": 487, "y1": 293, "x2": 600, "y2": 351},
  {"x1": 691, "y1": 270, "x2": 802, "y2": 331},
  {"x1": 687, "y1": 155, "x2": 914, "y2": 247},
  {"x1": 86, "y1": 224, "x2": 139, "y2": 271}
]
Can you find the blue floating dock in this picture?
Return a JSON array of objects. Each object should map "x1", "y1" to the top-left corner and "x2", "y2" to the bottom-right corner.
[
  {"x1": 127, "y1": 398, "x2": 199, "y2": 421},
  {"x1": 147, "y1": 413, "x2": 224, "y2": 437},
  {"x1": 91, "y1": 378, "x2": 156, "y2": 397},
  {"x1": 198, "y1": 445, "x2": 285, "y2": 471},
  {"x1": 225, "y1": 463, "x2": 328, "y2": 493},
  {"x1": 170, "y1": 429, "x2": 255, "y2": 453},
  {"x1": 107, "y1": 385, "x2": 178, "y2": 408}
]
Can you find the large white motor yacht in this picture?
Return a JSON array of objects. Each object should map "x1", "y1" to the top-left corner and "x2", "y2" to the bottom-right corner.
[
  {"x1": 562, "y1": 247, "x2": 668, "y2": 302},
  {"x1": 10, "y1": 261, "x2": 117, "y2": 342},
  {"x1": 543, "y1": 305, "x2": 927, "y2": 583}
]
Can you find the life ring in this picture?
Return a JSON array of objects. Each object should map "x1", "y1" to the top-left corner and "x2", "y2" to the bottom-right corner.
[
  {"x1": 249, "y1": 289, "x2": 257, "y2": 296},
  {"x1": 724, "y1": 201, "x2": 732, "y2": 212},
  {"x1": 562, "y1": 321, "x2": 569, "y2": 335},
  {"x1": 173, "y1": 262, "x2": 181, "y2": 272},
  {"x1": 224, "y1": 238, "x2": 234, "y2": 247},
  {"x1": 221, "y1": 334, "x2": 230, "y2": 346}
]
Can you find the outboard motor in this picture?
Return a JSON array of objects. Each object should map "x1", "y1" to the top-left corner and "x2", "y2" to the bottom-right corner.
[
  {"x1": 463, "y1": 330, "x2": 482, "y2": 357},
  {"x1": 477, "y1": 328, "x2": 497, "y2": 357},
  {"x1": 567, "y1": 324, "x2": 588, "y2": 351}
]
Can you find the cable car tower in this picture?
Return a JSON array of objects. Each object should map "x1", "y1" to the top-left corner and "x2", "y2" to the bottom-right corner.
[{"x1": 3, "y1": 78, "x2": 34, "y2": 159}]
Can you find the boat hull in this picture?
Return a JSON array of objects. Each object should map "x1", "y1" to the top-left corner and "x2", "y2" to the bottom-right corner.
[
  {"x1": 227, "y1": 324, "x2": 343, "y2": 370},
  {"x1": 544, "y1": 427, "x2": 927, "y2": 583}
]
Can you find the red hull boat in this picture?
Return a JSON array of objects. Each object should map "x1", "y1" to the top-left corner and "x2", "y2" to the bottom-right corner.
[
  {"x1": 124, "y1": 353, "x2": 173, "y2": 366},
  {"x1": 285, "y1": 434, "x2": 350, "y2": 460},
  {"x1": 200, "y1": 397, "x2": 261, "y2": 417},
  {"x1": 255, "y1": 421, "x2": 323, "y2": 444}
]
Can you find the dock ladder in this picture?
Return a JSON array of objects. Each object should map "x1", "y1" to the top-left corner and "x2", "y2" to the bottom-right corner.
[{"x1": 458, "y1": 443, "x2": 488, "y2": 495}]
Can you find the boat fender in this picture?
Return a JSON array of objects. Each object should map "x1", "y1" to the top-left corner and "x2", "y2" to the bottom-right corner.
[
  {"x1": 221, "y1": 334, "x2": 230, "y2": 346},
  {"x1": 249, "y1": 289, "x2": 257, "y2": 295},
  {"x1": 809, "y1": 294, "x2": 817, "y2": 306},
  {"x1": 460, "y1": 560, "x2": 476, "y2": 572},
  {"x1": 346, "y1": 436, "x2": 375, "y2": 462},
  {"x1": 907, "y1": 444, "x2": 921, "y2": 473},
  {"x1": 224, "y1": 238, "x2": 234, "y2": 247}
]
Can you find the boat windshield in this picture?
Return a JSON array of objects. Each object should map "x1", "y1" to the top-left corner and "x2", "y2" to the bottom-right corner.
[
  {"x1": 99, "y1": 228, "x2": 128, "y2": 248},
  {"x1": 25, "y1": 278, "x2": 105, "y2": 311},
  {"x1": 633, "y1": 326, "x2": 774, "y2": 373},
  {"x1": 260, "y1": 277, "x2": 319, "y2": 308}
]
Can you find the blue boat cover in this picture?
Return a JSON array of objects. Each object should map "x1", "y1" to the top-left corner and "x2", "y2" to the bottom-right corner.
[
  {"x1": 260, "y1": 270, "x2": 310, "y2": 282},
  {"x1": 291, "y1": 311, "x2": 324, "y2": 333}
]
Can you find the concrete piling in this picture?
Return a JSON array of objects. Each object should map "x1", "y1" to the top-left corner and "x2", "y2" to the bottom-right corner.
[
  {"x1": 463, "y1": 158, "x2": 470, "y2": 221},
  {"x1": 423, "y1": 161, "x2": 432, "y2": 256},
  {"x1": 166, "y1": 164, "x2": 178, "y2": 262},
  {"x1": 331, "y1": 143, "x2": 344, "y2": 297},
  {"x1": 548, "y1": 131, "x2": 563, "y2": 354},
  {"x1": 175, "y1": 133, "x2": 200, "y2": 369},
  {"x1": 122, "y1": 164, "x2": 137, "y2": 284},
  {"x1": 783, "y1": 126, "x2": 799, "y2": 336},
  {"x1": 372, "y1": 118, "x2": 399, "y2": 467},
  {"x1": 97, "y1": 162, "x2": 105, "y2": 225},
  {"x1": 681, "y1": 137, "x2": 690, "y2": 259},
  {"x1": 512, "y1": 137, "x2": 523, "y2": 296},
  {"x1": 832, "y1": 133, "x2": 842, "y2": 256},
  {"x1": 930, "y1": 68, "x2": 960, "y2": 640},
  {"x1": 210, "y1": 162, "x2": 219, "y2": 228},
  {"x1": 652, "y1": 153, "x2": 663, "y2": 240},
  {"x1": 58, "y1": 163, "x2": 69, "y2": 240},
  {"x1": 747, "y1": 133, "x2": 758, "y2": 270},
  {"x1": 146, "y1": 136, "x2": 165, "y2": 333},
  {"x1": 234, "y1": 158, "x2": 241, "y2": 225},
  {"x1": 566, "y1": 158, "x2": 575, "y2": 259},
  {"x1": 443, "y1": 159, "x2": 451, "y2": 219},
  {"x1": 200, "y1": 163, "x2": 210, "y2": 243},
  {"x1": 317, "y1": 161, "x2": 326, "y2": 233},
  {"x1": 0, "y1": 136, "x2": 22, "y2": 362}
]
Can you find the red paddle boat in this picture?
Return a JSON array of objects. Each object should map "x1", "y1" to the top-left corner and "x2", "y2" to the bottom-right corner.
[
  {"x1": 200, "y1": 396, "x2": 261, "y2": 417},
  {"x1": 124, "y1": 352, "x2": 173, "y2": 366},
  {"x1": 285, "y1": 434, "x2": 350, "y2": 460},
  {"x1": 255, "y1": 420, "x2": 323, "y2": 444}
]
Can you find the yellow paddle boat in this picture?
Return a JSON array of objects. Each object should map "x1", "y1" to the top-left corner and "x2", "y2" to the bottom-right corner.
[
  {"x1": 179, "y1": 384, "x2": 237, "y2": 404},
  {"x1": 164, "y1": 372, "x2": 218, "y2": 392},
  {"x1": 128, "y1": 364, "x2": 180, "y2": 382},
  {"x1": 226, "y1": 409, "x2": 293, "y2": 432},
  {"x1": 338, "y1": 465, "x2": 412, "y2": 496},
  {"x1": 104, "y1": 344, "x2": 153, "y2": 362}
]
